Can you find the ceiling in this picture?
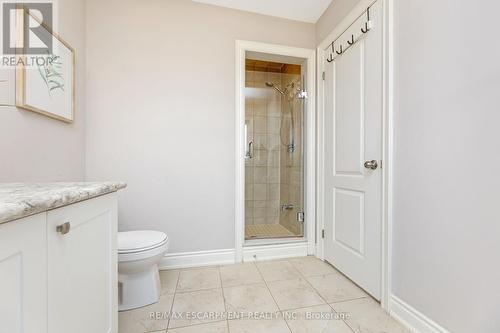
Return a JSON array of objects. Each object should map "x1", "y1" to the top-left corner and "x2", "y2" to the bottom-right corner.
[{"x1": 192, "y1": 0, "x2": 333, "y2": 23}]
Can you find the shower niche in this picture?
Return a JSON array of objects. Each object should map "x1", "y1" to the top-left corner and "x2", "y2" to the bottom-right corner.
[{"x1": 244, "y1": 52, "x2": 307, "y2": 241}]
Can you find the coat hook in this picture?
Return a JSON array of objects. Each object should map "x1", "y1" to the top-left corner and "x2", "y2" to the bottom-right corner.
[
  {"x1": 347, "y1": 35, "x2": 354, "y2": 45},
  {"x1": 361, "y1": 22, "x2": 370, "y2": 33},
  {"x1": 361, "y1": 7, "x2": 371, "y2": 33},
  {"x1": 326, "y1": 42, "x2": 335, "y2": 62},
  {"x1": 336, "y1": 45, "x2": 343, "y2": 55}
]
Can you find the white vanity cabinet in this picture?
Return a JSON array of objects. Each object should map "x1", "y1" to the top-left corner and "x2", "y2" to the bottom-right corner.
[
  {"x1": 0, "y1": 193, "x2": 118, "y2": 333},
  {"x1": 0, "y1": 213, "x2": 48, "y2": 333}
]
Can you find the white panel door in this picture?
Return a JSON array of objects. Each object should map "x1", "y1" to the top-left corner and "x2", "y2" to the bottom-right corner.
[
  {"x1": 323, "y1": 1, "x2": 383, "y2": 299},
  {"x1": 0, "y1": 213, "x2": 47, "y2": 333},
  {"x1": 47, "y1": 194, "x2": 118, "y2": 333}
]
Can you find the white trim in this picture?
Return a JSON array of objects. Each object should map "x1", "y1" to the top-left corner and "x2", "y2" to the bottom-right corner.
[
  {"x1": 315, "y1": 0, "x2": 394, "y2": 310},
  {"x1": 235, "y1": 40, "x2": 246, "y2": 262},
  {"x1": 157, "y1": 244, "x2": 309, "y2": 270},
  {"x1": 158, "y1": 249, "x2": 236, "y2": 270},
  {"x1": 315, "y1": 45, "x2": 325, "y2": 261},
  {"x1": 243, "y1": 242, "x2": 308, "y2": 262},
  {"x1": 381, "y1": 0, "x2": 395, "y2": 311},
  {"x1": 234, "y1": 40, "x2": 317, "y2": 263},
  {"x1": 389, "y1": 295, "x2": 451, "y2": 333}
]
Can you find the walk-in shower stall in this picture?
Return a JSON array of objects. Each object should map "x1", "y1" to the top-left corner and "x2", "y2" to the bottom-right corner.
[{"x1": 244, "y1": 51, "x2": 307, "y2": 241}]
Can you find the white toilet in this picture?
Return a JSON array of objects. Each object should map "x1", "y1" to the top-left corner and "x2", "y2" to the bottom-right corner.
[{"x1": 118, "y1": 230, "x2": 169, "y2": 311}]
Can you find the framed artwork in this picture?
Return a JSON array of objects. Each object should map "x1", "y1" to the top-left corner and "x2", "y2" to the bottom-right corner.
[{"x1": 15, "y1": 9, "x2": 75, "y2": 123}]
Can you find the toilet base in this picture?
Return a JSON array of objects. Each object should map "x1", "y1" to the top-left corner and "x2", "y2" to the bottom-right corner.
[{"x1": 118, "y1": 264, "x2": 161, "y2": 311}]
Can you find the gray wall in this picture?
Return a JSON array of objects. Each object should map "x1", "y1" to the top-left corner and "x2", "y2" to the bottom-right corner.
[
  {"x1": 0, "y1": 0, "x2": 87, "y2": 182},
  {"x1": 85, "y1": 0, "x2": 315, "y2": 253},
  {"x1": 315, "y1": 0, "x2": 361, "y2": 43},
  {"x1": 393, "y1": 1, "x2": 500, "y2": 332}
]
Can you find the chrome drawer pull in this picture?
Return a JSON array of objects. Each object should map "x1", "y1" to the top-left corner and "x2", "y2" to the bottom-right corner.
[{"x1": 56, "y1": 222, "x2": 71, "y2": 235}]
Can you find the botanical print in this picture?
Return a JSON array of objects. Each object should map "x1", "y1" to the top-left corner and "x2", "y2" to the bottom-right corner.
[
  {"x1": 15, "y1": 9, "x2": 74, "y2": 122},
  {"x1": 37, "y1": 52, "x2": 65, "y2": 98}
]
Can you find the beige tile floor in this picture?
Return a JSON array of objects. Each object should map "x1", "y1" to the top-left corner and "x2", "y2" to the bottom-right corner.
[{"x1": 119, "y1": 256, "x2": 411, "y2": 333}]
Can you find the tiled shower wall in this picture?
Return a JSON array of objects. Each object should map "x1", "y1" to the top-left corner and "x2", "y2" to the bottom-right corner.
[{"x1": 245, "y1": 70, "x2": 282, "y2": 226}]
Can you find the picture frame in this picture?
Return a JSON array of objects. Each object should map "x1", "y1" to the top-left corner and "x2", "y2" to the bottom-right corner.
[{"x1": 15, "y1": 8, "x2": 75, "y2": 123}]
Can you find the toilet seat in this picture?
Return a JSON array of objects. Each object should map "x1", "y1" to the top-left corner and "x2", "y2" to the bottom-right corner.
[
  {"x1": 118, "y1": 230, "x2": 168, "y2": 254},
  {"x1": 118, "y1": 241, "x2": 168, "y2": 263}
]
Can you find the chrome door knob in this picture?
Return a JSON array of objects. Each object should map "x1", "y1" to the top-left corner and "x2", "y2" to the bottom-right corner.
[{"x1": 364, "y1": 160, "x2": 378, "y2": 170}]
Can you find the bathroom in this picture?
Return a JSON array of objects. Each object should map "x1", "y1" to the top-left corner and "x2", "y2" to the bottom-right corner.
[{"x1": 1, "y1": 1, "x2": 499, "y2": 333}]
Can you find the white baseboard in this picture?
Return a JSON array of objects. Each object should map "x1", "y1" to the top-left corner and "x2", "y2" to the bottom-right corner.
[
  {"x1": 389, "y1": 295, "x2": 450, "y2": 333},
  {"x1": 159, "y1": 248, "x2": 236, "y2": 270},
  {"x1": 243, "y1": 241, "x2": 308, "y2": 262},
  {"x1": 158, "y1": 242, "x2": 309, "y2": 270}
]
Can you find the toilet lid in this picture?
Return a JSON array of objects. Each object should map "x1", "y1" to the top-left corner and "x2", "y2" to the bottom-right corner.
[{"x1": 118, "y1": 230, "x2": 168, "y2": 253}]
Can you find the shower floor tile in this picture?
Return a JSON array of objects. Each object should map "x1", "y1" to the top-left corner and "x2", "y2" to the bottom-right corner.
[{"x1": 245, "y1": 224, "x2": 295, "y2": 239}]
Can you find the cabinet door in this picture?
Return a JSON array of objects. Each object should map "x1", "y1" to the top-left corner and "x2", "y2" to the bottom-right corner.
[
  {"x1": 0, "y1": 213, "x2": 47, "y2": 333},
  {"x1": 47, "y1": 193, "x2": 118, "y2": 333}
]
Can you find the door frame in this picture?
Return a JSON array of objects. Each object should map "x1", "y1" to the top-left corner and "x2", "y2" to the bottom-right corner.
[
  {"x1": 235, "y1": 40, "x2": 316, "y2": 262},
  {"x1": 316, "y1": 0, "x2": 394, "y2": 310}
]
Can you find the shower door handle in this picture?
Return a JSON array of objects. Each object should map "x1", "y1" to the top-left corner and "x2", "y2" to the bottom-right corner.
[{"x1": 245, "y1": 140, "x2": 253, "y2": 159}]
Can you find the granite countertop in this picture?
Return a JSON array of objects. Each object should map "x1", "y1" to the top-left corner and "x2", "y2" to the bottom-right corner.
[{"x1": 0, "y1": 182, "x2": 127, "y2": 224}]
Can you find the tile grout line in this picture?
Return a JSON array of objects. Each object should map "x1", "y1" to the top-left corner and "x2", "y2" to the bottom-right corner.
[
  {"x1": 167, "y1": 268, "x2": 227, "y2": 331},
  {"x1": 326, "y1": 296, "x2": 370, "y2": 333},
  {"x1": 253, "y1": 261, "x2": 293, "y2": 333},
  {"x1": 167, "y1": 319, "x2": 223, "y2": 333},
  {"x1": 294, "y1": 258, "x2": 369, "y2": 332},
  {"x1": 216, "y1": 265, "x2": 232, "y2": 333},
  {"x1": 330, "y1": 296, "x2": 370, "y2": 304},
  {"x1": 173, "y1": 266, "x2": 224, "y2": 294},
  {"x1": 223, "y1": 280, "x2": 269, "y2": 289},
  {"x1": 168, "y1": 319, "x2": 227, "y2": 331},
  {"x1": 291, "y1": 258, "x2": 360, "y2": 332},
  {"x1": 174, "y1": 286, "x2": 226, "y2": 294},
  {"x1": 285, "y1": 257, "x2": 331, "y2": 306},
  {"x1": 316, "y1": 260, "x2": 394, "y2": 332},
  {"x1": 167, "y1": 265, "x2": 225, "y2": 333},
  {"x1": 284, "y1": 257, "x2": 357, "y2": 333},
  {"x1": 165, "y1": 270, "x2": 181, "y2": 332}
]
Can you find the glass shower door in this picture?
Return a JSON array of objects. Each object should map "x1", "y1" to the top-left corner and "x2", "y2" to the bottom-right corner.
[
  {"x1": 244, "y1": 56, "x2": 306, "y2": 240},
  {"x1": 277, "y1": 74, "x2": 305, "y2": 238}
]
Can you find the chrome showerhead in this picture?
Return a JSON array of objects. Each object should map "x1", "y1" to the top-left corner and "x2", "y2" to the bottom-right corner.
[{"x1": 265, "y1": 82, "x2": 285, "y2": 95}]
